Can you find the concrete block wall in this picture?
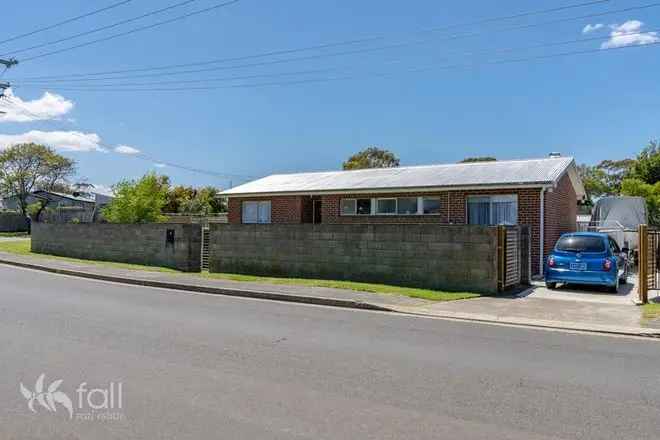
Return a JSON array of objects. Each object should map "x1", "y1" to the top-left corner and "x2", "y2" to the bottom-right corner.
[
  {"x1": 209, "y1": 224, "x2": 500, "y2": 293},
  {"x1": 31, "y1": 223, "x2": 202, "y2": 272},
  {"x1": 0, "y1": 212, "x2": 28, "y2": 232}
]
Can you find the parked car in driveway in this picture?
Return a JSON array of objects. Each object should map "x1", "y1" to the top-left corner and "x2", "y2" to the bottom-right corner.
[{"x1": 545, "y1": 232, "x2": 628, "y2": 293}]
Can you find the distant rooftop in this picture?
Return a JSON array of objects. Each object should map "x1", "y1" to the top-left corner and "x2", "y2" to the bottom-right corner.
[{"x1": 222, "y1": 156, "x2": 584, "y2": 197}]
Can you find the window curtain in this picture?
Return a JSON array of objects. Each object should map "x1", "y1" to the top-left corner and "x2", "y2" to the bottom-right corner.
[
  {"x1": 491, "y1": 196, "x2": 518, "y2": 225},
  {"x1": 468, "y1": 197, "x2": 490, "y2": 225},
  {"x1": 242, "y1": 202, "x2": 258, "y2": 224}
]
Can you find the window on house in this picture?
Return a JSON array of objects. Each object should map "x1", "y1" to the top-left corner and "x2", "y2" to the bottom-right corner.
[
  {"x1": 376, "y1": 198, "x2": 397, "y2": 215},
  {"x1": 397, "y1": 197, "x2": 418, "y2": 215},
  {"x1": 340, "y1": 199, "x2": 356, "y2": 216},
  {"x1": 467, "y1": 195, "x2": 517, "y2": 225},
  {"x1": 423, "y1": 197, "x2": 441, "y2": 214},
  {"x1": 340, "y1": 198, "x2": 372, "y2": 215},
  {"x1": 242, "y1": 201, "x2": 271, "y2": 224},
  {"x1": 356, "y1": 199, "x2": 372, "y2": 215}
]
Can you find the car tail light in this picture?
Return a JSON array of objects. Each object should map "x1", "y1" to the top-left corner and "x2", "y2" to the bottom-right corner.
[
  {"x1": 548, "y1": 256, "x2": 556, "y2": 267},
  {"x1": 603, "y1": 259, "x2": 612, "y2": 271}
]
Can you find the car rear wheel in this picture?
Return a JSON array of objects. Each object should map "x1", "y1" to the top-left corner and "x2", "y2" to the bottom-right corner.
[{"x1": 546, "y1": 282, "x2": 557, "y2": 290}]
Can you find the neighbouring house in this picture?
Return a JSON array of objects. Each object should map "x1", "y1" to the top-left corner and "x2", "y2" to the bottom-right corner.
[
  {"x1": 221, "y1": 155, "x2": 586, "y2": 275},
  {"x1": 1, "y1": 189, "x2": 114, "y2": 223}
]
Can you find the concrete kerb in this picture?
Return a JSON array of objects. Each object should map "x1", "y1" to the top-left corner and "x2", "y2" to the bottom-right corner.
[
  {"x1": 394, "y1": 309, "x2": 660, "y2": 339},
  {"x1": 0, "y1": 257, "x2": 394, "y2": 313},
  {"x1": 1, "y1": 255, "x2": 659, "y2": 339}
]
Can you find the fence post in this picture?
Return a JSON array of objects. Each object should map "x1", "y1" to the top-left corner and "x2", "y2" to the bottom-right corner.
[
  {"x1": 497, "y1": 225, "x2": 505, "y2": 293},
  {"x1": 639, "y1": 224, "x2": 649, "y2": 304}
]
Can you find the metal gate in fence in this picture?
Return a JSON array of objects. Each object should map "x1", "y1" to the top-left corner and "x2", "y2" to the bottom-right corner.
[
  {"x1": 638, "y1": 224, "x2": 660, "y2": 304},
  {"x1": 201, "y1": 226, "x2": 210, "y2": 271},
  {"x1": 497, "y1": 225, "x2": 529, "y2": 292}
]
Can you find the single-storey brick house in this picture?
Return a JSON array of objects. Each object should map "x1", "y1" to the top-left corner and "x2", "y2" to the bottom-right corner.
[{"x1": 222, "y1": 156, "x2": 585, "y2": 275}]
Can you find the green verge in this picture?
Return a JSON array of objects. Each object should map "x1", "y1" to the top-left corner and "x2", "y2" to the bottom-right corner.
[
  {"x1": 0, "y1": 239, "x2": 178, "y2": 274},
  {"x1": 0, "y1": 239, "x2": 480, "y2": 302},
  {"x1": 199, "y1": 272, "x2": 480, "y2": 302},
  {"x1": 0, "y1": 232, "x2": 29, "y2": 238},
  {"x1": 642, "y1": 303, "x2": 660, "y2": 320}
]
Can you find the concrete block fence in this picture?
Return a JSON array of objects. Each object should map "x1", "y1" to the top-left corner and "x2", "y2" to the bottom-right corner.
[
  {"x1": 208, "y1": 224, "x2": 500, "y2": 293},
  {"x1": 31, "y1": 223, "x2": 202, "y2": 272},
  {"x1": 0, "y1": 212, "x2": 29, "y2": 232}
]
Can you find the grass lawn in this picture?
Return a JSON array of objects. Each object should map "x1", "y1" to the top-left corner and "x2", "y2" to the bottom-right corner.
[
  {"x1": 0, "y1": 239, "x2": 480, "y2": 302},
  {"x1": 0, "y1": 239, "x2": 178, "y2": 274},
  {"x1": 0, "y1": 232, "x2": 28, "y2": 238},
  {"x1": 642, "y1": 302, "x2": 660, "y2": 320},
  {"x1": 200, "y1": 273, "x2": 480, "y2": 302}
]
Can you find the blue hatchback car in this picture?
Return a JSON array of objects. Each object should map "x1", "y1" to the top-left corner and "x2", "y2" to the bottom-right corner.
[{"x1": 544, "y1": 232, "x2": 628, "y2": 293}]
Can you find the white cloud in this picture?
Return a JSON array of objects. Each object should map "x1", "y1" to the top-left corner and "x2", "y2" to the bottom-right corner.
[
  {"x1": 0, "y1": 89, "x2": 74, "y2": 123},
  {"x1": 583, "y1": 23, "x2": 604, "y2": 34},
  {"x1": 0, "y1": 130, "x2": 105, "y2": 152},
  {"x1": 114, "y1": 145, "x2": 141, "y2": 155},
  {"x1": 154, "y1": 163, "x2": 167, "y2": 168},
  {"x1": 601, "y1": 20, "x2": 660, "y2": 49}
]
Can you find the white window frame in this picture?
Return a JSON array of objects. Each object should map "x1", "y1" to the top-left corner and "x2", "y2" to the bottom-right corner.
[
  {"x1": 376, "y1": 198, "x2": 397, "y2": 215},
  {"x1": 340, "y1": 198, "x2": 372, "y2": 216},
  {"x1": 396, "y1": 197, "x2": 419, "y2": 215},
  {"x1": 242, "y1": 200, "x2": 271, "y2": 224},
  {"x1": 421, "y1": 197, "x2": 442, "y2": 215},
  {"x1": 340, "y1": 199, "x2": 357, "y2": 216},
  {"x1": 467, "y1": 194, "x2": 518, "y2": 225},
  {"x1": 340, "y1": 196, "x2": 446, "y2": 216}
]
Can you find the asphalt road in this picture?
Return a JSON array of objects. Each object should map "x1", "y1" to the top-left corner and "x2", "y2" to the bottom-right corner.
[{"x1": 1, "y1": 265, "x2": 659, "y2": 440}]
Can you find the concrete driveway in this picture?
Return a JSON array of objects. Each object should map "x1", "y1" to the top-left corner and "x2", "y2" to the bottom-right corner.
[
  {"x1": 524, "y1": 276, "x2": 638, "y2": 305},
  {"x1": 399, "y1": 275, "x2": 653, "y2": 334}
]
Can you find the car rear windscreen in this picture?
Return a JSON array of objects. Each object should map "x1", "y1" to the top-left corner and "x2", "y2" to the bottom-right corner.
[{"x1": 555, "y1": 236, "x2": 606, "y2": 253}]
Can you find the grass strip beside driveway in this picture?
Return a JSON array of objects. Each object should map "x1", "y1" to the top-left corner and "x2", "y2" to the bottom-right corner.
[
  {"x1": 0, "y1": 239, "x2": 179, "y2": 274},
  {"x1": 642, "y1": 302, "x2": 660, "y2": 320},
  {"x1": 0, "y1": 239, "x2": 480, "y2": 302},
  {"x1": 0, "y1": 232, "x2": 29, "y2": 238}
]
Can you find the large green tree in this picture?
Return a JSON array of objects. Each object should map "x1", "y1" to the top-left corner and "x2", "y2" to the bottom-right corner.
[
  {"x1": 343, "y1": 147, "x2": 400, "y2": 170},
  {"x1": 621, "y1": 177, "x2": 660, "y2": 226},
  {"x1": 0, "y1": 143, "x2": 76, "y2": 217},
  {"x1": 163, "y1": 185, "x2": 226, "y2": 215},
  {"x1": 631, "y1": 139, "x2": 660, "y2": 184},
  {"x1": 163, "y1": 185, "x2": 196, "y2": 213},
  {"x1": 103, "y1": 173, "x2": 170, "y2": 223}
]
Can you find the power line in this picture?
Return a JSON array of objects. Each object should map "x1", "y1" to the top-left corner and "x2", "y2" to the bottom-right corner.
[
  {"x1": 2, "y1": 0, "x2": 203, "y2": 57},
  {"x1": 13, "y1": 0, "x2": 243, "y2": 63},
  {"x1": 16, "y1": 38, "x2": 660, "y2": 93},
  {"x1": 13, "y1": 26, "x2": 660, "y2": 89},
  {"x1": 0, "y1": 0, "x2": 134, "y2": 47},
  {"x1": 9, "y1": 0, "x2": 632, "y2": 80}
]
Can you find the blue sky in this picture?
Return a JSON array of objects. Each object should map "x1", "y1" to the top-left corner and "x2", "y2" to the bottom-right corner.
[{"x1": 1, "y1": 0, "x2": 659, "y2": 190}]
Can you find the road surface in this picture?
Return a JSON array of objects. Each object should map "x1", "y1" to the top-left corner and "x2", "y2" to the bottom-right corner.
[{"x1": 1, "y1": 264, "x2": 659, "y2": 439}]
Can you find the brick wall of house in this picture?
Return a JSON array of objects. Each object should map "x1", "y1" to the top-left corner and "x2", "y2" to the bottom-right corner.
[
  {"x1": 227, "y1": 176, "x2": 577, "y2": 275},
  {"x1": 228, "y1": 196, "x2": 311, "y2": 224},
  {"x1": 543, "y1": 173, "x2": 578, "y2": 264},
  {"x1": 321, "y1": 189, "x2": 544, "y2": 273}
]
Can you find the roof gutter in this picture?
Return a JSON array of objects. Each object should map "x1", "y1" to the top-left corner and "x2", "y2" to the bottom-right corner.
[{"x1": 222, "y1": 182, "x2": 554, "y2": 198}]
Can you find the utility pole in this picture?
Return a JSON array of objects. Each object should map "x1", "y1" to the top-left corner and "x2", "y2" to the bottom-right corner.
[{"x1": 0, "y1": 58, "x2": 18, "y2": 99}]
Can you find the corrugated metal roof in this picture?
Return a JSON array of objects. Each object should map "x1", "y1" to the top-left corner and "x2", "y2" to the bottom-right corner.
[{"x1": 222, "y1": 157, "x2": 576, "y2": 196}]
